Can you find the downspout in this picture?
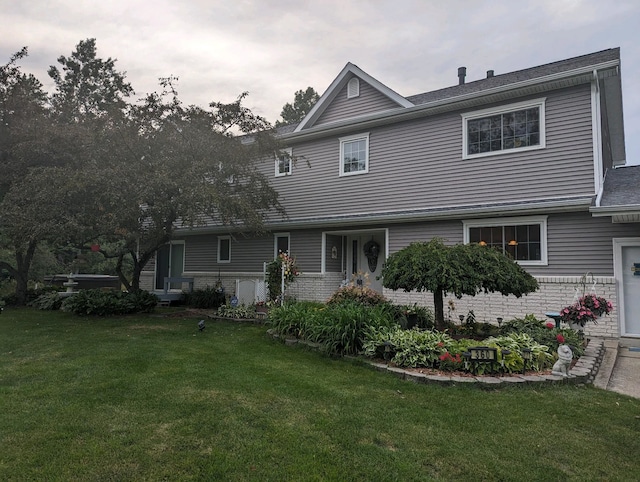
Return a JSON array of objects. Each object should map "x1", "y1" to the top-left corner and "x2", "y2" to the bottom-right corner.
[
  {"x1": 591, "y1": 69, "x2": 603, "y2": 193},
  {"x1": 594, "y1": 171, "x2": 605, "y2": 208}
]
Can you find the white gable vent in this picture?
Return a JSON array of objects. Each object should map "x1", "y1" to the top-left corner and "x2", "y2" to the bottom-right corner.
[{"x1": 347, "y1": 77, "x2": 360, "y2": 99}]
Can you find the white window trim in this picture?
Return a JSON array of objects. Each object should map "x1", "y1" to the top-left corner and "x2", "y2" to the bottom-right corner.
[
  {"x1": 339, "y1": 132, "x2": 370, "y2": 177},
  {"x1": 217, "y1": 236, "x2": 231, "y2": 264},
  {"x1": 274, "y1": 232, "x2": 290, "y2": 258},
  {"x1": 275, "y1": 147, "x2": 292, "y2": 177},
  {"x1": 462, "y1": 215, "x2": 548, "y2": 266},
  {"x1": 347, "y1": 77, "x2": 360, "y2": 99},
  {"x1": 461, "y1": 98, "x2": 546, "y2": 160}
]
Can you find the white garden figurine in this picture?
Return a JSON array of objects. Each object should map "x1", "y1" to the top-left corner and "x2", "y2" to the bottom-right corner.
[{"x1": 551, "y1": 344, "x2": 573, "y2": 377}]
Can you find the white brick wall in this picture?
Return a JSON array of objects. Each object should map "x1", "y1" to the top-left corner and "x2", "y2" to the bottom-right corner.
[
  {"x1": 383, "y1": 275, "x2": 619, "y2": 338},
  {"x1": 143, "y1": 271, "x2": 619, "y2": 338}
]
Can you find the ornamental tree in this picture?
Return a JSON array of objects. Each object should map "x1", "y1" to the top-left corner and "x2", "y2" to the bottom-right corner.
[{"x1": 380, "y1": 238, "x2": 539, "y2": 330}]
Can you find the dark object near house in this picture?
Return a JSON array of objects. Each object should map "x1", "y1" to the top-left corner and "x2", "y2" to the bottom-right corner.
[{"x1": 198, "y1": 320, "x2": 205, "y2": 332}]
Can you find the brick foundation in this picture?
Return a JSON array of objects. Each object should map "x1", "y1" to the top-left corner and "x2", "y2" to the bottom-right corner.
[
  {"x1": 383, "y1": 275, "x2": 618, "y2": 339},
  {"x1": 142, "y1": 271, "x2": 619, "y2": 338}
]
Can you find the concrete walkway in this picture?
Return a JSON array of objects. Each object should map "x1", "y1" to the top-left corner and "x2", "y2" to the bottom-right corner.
[{"x1": 594, "y1": 338, "x2": 640, "y2": 399}]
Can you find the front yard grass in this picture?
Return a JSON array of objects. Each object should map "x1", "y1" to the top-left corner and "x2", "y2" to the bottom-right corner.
[{"x1": 1, "y1": 308, "x2": 639, "y2": 480}]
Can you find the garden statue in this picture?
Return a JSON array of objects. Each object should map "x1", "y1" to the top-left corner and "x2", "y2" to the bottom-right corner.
[{"x1": 551, "y1": 344, "x2": 573, "y2": 377}]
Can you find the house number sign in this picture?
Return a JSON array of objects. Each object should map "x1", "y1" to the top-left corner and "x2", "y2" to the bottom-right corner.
[{"x1": 468, "y1": 347, "x2": 497, "y2": 361}]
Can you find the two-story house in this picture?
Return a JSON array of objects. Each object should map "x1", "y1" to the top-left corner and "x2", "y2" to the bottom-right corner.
[{"x1": 143, "y1": 48, "x2": 640, "y2": 339}]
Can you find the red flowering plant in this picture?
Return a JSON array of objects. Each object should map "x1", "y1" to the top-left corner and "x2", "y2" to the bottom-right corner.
[
  {"x1": 560, "y1": 294, "x2": 613, "y2": 327},
  {"x1": 438, "y1": 351, "x2": 464, "y2": 371}
]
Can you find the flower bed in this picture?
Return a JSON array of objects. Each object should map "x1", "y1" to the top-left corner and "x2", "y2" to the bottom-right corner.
[{"x1": 268, "y1": 302, "x2": 583, "y2": 376}]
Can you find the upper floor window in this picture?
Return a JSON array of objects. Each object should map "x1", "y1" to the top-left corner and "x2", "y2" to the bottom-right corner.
[
  {"x1": 339, "y1": 133, "x2": 369, "y2": 177},
  {"x1": 217, "y1": 236, "x2": 231, "y2": 263},
  {"x1": 462, "y1": 98, "x2": 546, "y2": 159},
  {"x1": 275, "y1": 148, "x2": 292, "y2": 177},
  {"x1": 463, "y1": 216, "x2": 548, "y2": 266},
  {"x1": 347, "y1": 77, "x2": 360, "y2": 98}
]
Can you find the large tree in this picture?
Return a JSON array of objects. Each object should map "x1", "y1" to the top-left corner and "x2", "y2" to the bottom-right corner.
[
  {"x1": 0, "y1": 48, "x2": 58, "y2": 303},
  {"x1": 0, "y1": 39, "x2": 136, "y2": 304},
  {"x1": 94, "y1": 81, "x2": 284, "y2": 291},
  {"x1": 48, "y1": 38, "x2": 133, "y2": 122},
  {"x1": 381, "y1": 239, "x2": 539, "y2": 330},
  {"x1": 1, "y1": 40, "x2": 286, "y2": 303},
  {"x1": 275, "y1": 86, "x2": 319, "y2": 126}
]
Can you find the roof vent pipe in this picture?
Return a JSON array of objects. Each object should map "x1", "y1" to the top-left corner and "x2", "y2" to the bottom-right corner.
[
  {"x1": 458, "y1": 66, "x2": 466, "y2": 85},
  {"x1": 486, "y1": 70, "x2": 494, "y2": 78}
]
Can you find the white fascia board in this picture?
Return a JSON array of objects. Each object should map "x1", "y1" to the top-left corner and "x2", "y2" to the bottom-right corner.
[{"x1": 590, "y1": 205, "x2": 640, "y2": 216}]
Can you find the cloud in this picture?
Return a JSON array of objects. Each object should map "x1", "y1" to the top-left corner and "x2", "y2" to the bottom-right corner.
[{"x1": 0, "y1": 0, "x2": 638, "y2": 162}]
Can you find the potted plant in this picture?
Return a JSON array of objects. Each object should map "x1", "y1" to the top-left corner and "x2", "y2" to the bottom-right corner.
[{"x1": 560, "y1": 294, "x2": 613, "y2": 329}]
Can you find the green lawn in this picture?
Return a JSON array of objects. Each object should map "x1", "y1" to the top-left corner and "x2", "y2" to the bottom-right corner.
[{"x1": 1, "y1": 308, "x2": 639, "y2": 481}]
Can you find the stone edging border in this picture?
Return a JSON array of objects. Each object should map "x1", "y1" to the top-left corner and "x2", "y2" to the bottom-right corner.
[
  {"x1": 365, "y1": 339, "x2": 604, "y2": 386},
  {"x1": 270, "y1": 330, "x2": 604, "y2": 387}
]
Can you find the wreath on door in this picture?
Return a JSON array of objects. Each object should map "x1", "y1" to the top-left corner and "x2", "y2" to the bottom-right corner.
[{"x1": 363, "y1": 239, "x2": 380, "y2": 272}]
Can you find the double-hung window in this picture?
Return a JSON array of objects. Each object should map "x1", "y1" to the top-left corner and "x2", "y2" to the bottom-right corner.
[
  {"x1": 217, "y1": 236, "x2": 231, "y2": 263},
  {"x1": 339, "y1": 133, "x2": 369, "y2": 176},
  {"x1": 463, "y1": 216, "x2": 548, "y2": 265},
  {"x1": 462, "y1": 99, "x2": 545, "y2": 159},
  {"x1": 275, "y1": 148, "x2": 292, "y2": 177}
]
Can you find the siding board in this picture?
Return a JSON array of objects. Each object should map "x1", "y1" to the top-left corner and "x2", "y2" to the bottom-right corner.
[
  {"x1": 279, "y1": 86, "x2": 595, "y2": 221},
  {"x1": 315, "y1": 76, "x2": 400, "y2": 126}
]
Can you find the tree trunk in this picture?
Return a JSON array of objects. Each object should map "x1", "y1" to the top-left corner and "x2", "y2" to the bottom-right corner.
[
  {"x1": 434, "y1": 288, "x2": 446, "y2": 331},
  {"x1": 3, "y1": 240, "x2": 39, "y2": 305},
  {"x1": 115, "y1": 254, "x2": 132, "y2": 292}
]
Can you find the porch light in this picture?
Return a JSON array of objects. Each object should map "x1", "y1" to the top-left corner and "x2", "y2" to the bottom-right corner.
[
  {"x1": 508, "y1": 240, "x2": 518, "y2": 246},
  {"x1": 479, "y1": 241, "x2": 487, "y2": 246}
]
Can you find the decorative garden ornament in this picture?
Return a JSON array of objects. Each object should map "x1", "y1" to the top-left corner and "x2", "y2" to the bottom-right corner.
[{"x1": 551, "y1": 344, "x2": 573, "y2": 377}]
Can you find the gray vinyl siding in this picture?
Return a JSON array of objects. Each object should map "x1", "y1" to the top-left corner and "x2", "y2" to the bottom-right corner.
[
  {"x1": 315, "y1": 76, "x2": 400, "y2": 126},
  {"x1": 531, "y1": 212, "x2": 640, "y2": 277},
  {"x1": 388, "y1": 221, "x2": 463, "y2": 253},
  {"x1": 184, "y1": 234, "x2": 272, "y2": 272},
  {"x1": 290, "y1": 229, "x2": 323, "y2": 272},
  {"x1": 183, "y1": 229, "x2": 326, "y2": 274},
  {"x1": 387, "y1": 212, "x2": 640, "y2": 277},
  {"x1": 280, "y1": 85, "x2": 594, "y2": 221}
]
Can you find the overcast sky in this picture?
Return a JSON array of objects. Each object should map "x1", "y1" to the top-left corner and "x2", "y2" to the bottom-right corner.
[{"x1": 2, "y1": 0, "x2": 639, "y2": 164}]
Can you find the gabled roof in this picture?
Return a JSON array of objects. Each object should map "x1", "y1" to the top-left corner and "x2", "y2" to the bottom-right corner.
[
  {"x1": 285, "y1": 48, "x2": 620, "y2": 140},
  {"x1": 406, "y1": 48, "x2": 620, "y2": 105},
  {"x1": 294, "y1": 62, "x2": 413, "y2": 132},
  {"x1": 591, "y1": 165, "x2": 640, "y2": 223}
]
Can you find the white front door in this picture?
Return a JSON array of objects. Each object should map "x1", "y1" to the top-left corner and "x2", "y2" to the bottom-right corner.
[
  {"x1": 614, "y1": 239, "x2": 640, "y2": 337},
  {"x1": 346, "y1": 232, "x2": 385, "y2": 293}
]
